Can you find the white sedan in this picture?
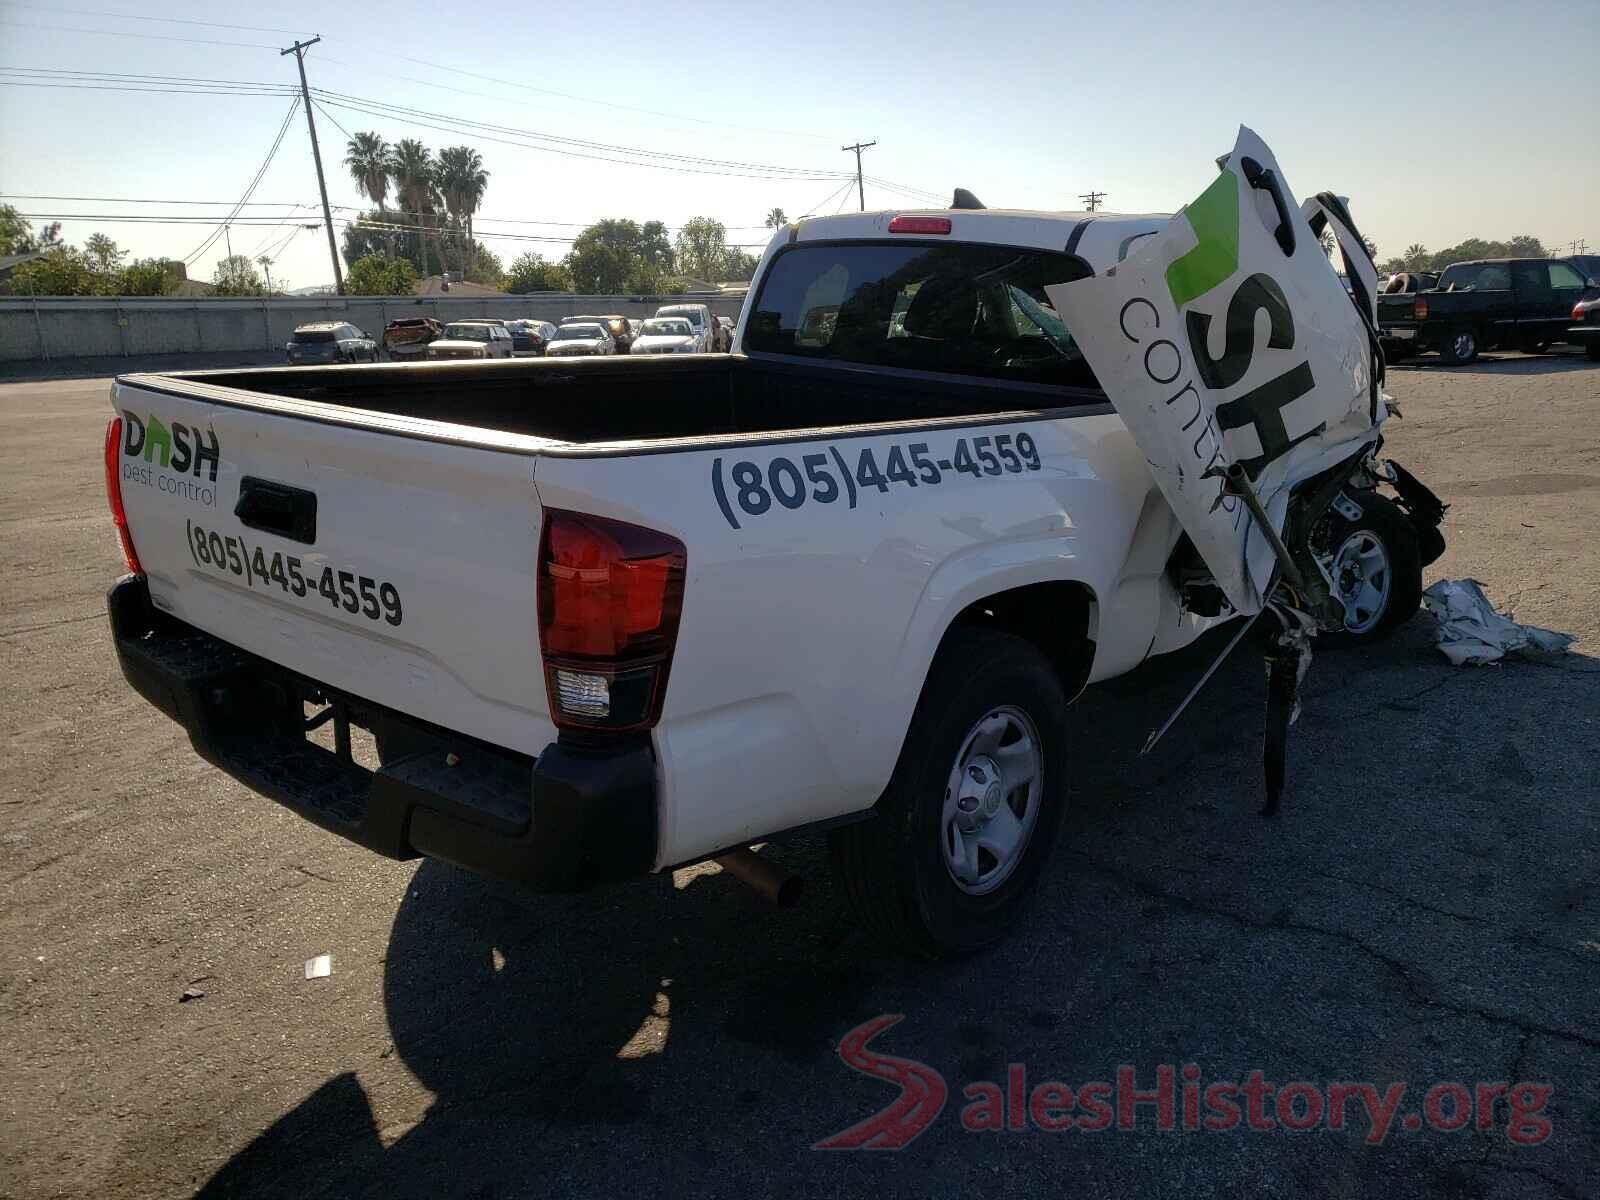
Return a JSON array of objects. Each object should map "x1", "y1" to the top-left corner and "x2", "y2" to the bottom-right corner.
[
  {"x1": 545, "y1": 322, "x2": 616, "y2": 357},
  {"x1": 629, "y1": 317, "x2": 701, "y2": 355}
]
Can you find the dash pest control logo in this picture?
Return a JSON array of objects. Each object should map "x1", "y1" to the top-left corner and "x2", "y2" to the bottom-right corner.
[{"x1": 119, "y1": 411, "x2": 220, "y2": 507}]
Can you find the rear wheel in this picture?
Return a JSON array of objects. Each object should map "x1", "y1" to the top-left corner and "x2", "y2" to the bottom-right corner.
[
  {"x1": 1437, "y1": 327, "x2": 1479, "y2": 365},
  {"x1": 1319, "y1": 493, "x2": 1422, "y2": 644},
  {"x1": 830, "y1": 628, "x2": 1070, "y2": 958},
  {"x1": 1586, "y1": 342, "x2": 1600, "y2": 362}
]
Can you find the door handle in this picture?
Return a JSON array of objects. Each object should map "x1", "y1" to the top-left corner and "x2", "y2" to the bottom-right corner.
[
  {"x1": 234, "y1": 477, "x2": 317, "y2": 545},
  {"x1": 1240, "y1": 156, "x2": 1296, "y2": 259}
]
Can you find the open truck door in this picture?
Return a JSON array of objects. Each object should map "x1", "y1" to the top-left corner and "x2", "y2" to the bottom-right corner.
[
  {"x1": 1049, "y1": 126, "x2": 1446, "y2": 813},
  {"x1": 1047, "y1": 126, "x2": 1386, "y2": 618}
]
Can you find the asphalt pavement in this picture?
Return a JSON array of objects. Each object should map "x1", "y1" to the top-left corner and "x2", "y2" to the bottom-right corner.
[{"x1": 1, "y1": 353, "x2": 1597, "y2": 1199}]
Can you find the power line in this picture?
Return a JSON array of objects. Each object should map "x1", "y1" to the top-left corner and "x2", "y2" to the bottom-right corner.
[
  {"x1": 310, "y1": 86, "x2": 852, "y2": 180},
  {"x1": 0, "y1": 20, "x2": 278, "y2": 49},
  {"x1": 1079, "y1": 190, "x2": 1107, "y2": 212},
  {"x1": 381, "y1": 52, "x2": 833, "y2": 144},
  {"x1": 5, "y1": 5, "x2": 314, "y2": 36},
  {"x1": 181, "y1": 97, "x2": 301, "y2": 265}
]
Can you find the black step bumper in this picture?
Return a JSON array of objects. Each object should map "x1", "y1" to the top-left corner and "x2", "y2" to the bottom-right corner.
[{"x1": 107, "y1": 575, "x2": 657, "y2": 891}]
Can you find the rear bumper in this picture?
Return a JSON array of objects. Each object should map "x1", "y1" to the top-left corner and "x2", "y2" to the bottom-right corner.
[
  {"x1": 107, "y1": 576, "x2": 657, "y2": 891},
  {"x1": 1567, "y1": 324, "x2": 1599, "y2": 346}
]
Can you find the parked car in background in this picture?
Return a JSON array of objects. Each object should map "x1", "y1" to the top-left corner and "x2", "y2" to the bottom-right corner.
[
  {"x1": 1569, "y1": 295, "x2": 1600, "y2": 361},
  {"x1": 425, "y1": 320, "x2": 514, "y2": 360},
  {"x1": 545, "y1": 321, "x2": 615, "y2": 357},
  {"x1": 715, "y1": 315, "x2": 735, "y2": 352},
  {"x1": 654, "y1": 303, "x2": 714, "y2": 352},
  {"x1": 506, "y1": 319, "x2": 559, "y2": 356},
  {"x1": 1376, "y1": 257, "x2": 1598, "y2": 362},
  {"x1": 381, "y1": 317, "x2": 443, "y2": 362},
  {"x1": 286, "y1": 322, "x2": 377, "y2": 366},
  {"x1": 629, "y1": 317, "x2": 699, "y2": 355},
  {"x1": 567, "y1": 314, "x2": 635, "y2": 354}
]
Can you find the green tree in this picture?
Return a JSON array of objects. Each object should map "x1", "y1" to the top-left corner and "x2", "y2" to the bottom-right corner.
[
  {"x1": 674, "y1": 216, "x2": 728, "y2": 281},
  {"x1": 564, "y1": 219, "x2": 648, "y2": 293},
  {"x1": 437, "y1": 145, "x2": 490, "y2": 278},
  {"x1": 720, "y1": 249, "x2": 759, "y2": 282},
  {"x1": 345, "y1": 253, "x2": 420, "y2": 295},
  {"x1": 344, "y1": 131, "x2": 393, "y2": 256},
  {"x1": 211, "y1": 254, "x2": 266, "y2": 296},
  {"x1": 114, "y1": 258, "x2": 172, "y2": 296},
  {"x1": 505, "y1": 252, "x2": 571, "y2": 293},
  {"x1": 0, "y1": 204, "x2": 31, "y2": 255},
  {"x1": 1505, "y1": 234, "x2": 1547, "y2": 259},
  {"x1": 388, "y1": 139, "x2": 439, "y2": 279},
  {"x1": 3, "y1": 247, "x2": 95, "y2": 295},
  {"x1": 1402, "y1": 243, "x2": 1429, "y2": 271},
  {"x1": 464, "y1": 243, "x2": 503, "y2": 287},
  {"x1": 85, "y1": 233, "x2": 125, "y2": 274},
  {"x1": 764, "y1": 207, "x2": 787, "y2": 229}
]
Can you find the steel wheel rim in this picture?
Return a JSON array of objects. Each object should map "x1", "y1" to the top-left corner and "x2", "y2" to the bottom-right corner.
[
  {"x1": 1453, "y1": 332, "x2": 1474, "y2": 359},
  {"x1": 941, "y1": 705, "x2": 1043, "y2": 896},
  {"x1": 1333, "y1": 529, "x2": 1392, "y2": 633}
]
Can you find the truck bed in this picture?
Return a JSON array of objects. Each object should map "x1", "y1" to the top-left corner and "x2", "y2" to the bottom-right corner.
[{"x1": 123, "y1": 355, "x2": 1110, "y2": 450}]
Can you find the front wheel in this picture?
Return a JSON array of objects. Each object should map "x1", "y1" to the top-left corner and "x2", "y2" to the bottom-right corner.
[
  {"x1": 1319, "y1": 493, "x2": 1423, "y2": 644},
  {"x1": 830, "y1": 628, "x2": 1070, "y2": 958}
]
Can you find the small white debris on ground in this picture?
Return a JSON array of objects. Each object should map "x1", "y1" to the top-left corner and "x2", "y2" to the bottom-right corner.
[
  {"x1": 1423, "y1": 579, "x2": 1576, "y2": 666},
  {"x1": 303, "y1": 954, "x2": 333, "y2": 980}
]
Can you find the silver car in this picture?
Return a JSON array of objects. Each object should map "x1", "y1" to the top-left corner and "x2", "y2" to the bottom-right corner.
[
  {"x1": 545, "y1": 322, "x2": 616, "y2": 357},
  {"x1": 425, "y1": 321, "x2": 514, "y2": 361}
]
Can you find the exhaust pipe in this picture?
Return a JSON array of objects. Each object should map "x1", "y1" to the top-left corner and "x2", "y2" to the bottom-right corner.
[{"x1": 716, "y1": 847, "x2": 803, "y2": 908}]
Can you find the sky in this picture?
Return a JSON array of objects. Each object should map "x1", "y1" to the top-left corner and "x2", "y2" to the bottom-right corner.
[{"x1": 2, "y1": 0, "x2": 1596, "y2": 291}]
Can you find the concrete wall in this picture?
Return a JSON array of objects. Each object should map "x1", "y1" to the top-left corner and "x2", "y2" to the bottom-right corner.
[{"x1": 0, "y1": 294, "x2": 749, "y2": 363}]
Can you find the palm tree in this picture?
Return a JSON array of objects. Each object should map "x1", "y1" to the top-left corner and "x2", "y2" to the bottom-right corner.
[
  {"x1": 388, "y1": 139, "x2": 437, "y2": 279},
  {"x1": 437, "y1": 146, "x2": 489, "y2": 279},
  {"x1": 344, "y1": 131, "x2": 393, "y2": 256},
  {"x1": 1403, "y1": 243, "x2": 1430, "y2": 271},
  {"x1": 256, "y1": 255, "x2": 274, "y2": 294},
  {"x1": 764, "y1": 207, "x2": 787, "y2": 229}
]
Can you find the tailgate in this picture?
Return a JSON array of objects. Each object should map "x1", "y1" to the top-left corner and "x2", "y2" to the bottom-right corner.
[
  {"x1": 1377, "y1": 293, "x2": 1417, "y2": 327},
  {"x1": 110, "y1": 379, "x2": 554, "y2": 755}
]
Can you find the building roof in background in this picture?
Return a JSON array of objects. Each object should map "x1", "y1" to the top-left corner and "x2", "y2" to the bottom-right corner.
[
  {"x1": 0, "y1": 251, "x2": 47, "y2": 276},
  {"x1": 414, "y1": 275, "x2": 506, "y2": 297}
]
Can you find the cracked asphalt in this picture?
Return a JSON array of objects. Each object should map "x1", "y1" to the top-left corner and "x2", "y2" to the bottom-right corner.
[{"x1": 2, "y1": 353, "x2": 1597, "y2": 1198}]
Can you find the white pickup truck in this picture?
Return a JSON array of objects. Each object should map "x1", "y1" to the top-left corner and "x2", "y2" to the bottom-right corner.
[{"x1": 105, "y1": 134, "x2": 1444, "y2": 955}]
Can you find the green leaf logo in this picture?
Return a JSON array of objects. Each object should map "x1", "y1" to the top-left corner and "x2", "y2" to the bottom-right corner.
[{"x1": 1165, "y1": 172, "x2": 1240, "y2": 309}]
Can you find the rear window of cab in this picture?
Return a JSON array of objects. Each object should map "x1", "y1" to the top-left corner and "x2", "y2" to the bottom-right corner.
[{"x1": 743, "y1": 241, "x2": 1100, "y2": 391}]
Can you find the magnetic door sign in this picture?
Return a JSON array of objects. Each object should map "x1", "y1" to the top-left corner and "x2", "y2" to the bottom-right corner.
[{"x1": 1048, "y1": 125, "x2": 1381, "y2": 615}]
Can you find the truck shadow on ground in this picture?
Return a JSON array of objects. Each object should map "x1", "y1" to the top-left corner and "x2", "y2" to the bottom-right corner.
[{"x1": 197, "y1": 618, "x2": 1600, "y2": 1198}]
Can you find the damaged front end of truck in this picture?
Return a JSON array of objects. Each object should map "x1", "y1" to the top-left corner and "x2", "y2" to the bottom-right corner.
[{"x1": 1047, "y1": 126, "x2": 1448, "y2": 811}]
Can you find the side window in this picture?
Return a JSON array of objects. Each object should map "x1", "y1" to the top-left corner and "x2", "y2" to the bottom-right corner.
[
  {"x1": 1548, "y1": 262, "x2": 1585, "y2": 289},
  {"x1": 1511, "y1": 262, "x2": 1547, "y2": 293}
]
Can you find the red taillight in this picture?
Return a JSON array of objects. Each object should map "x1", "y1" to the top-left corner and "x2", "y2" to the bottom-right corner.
[
  {"x1": 1413, "y1": 297, "x2": 1428, "y2": 320},
  {"x1": 888, "y1": 215, "x2": 952, "y2": 235},
  {"x1": 103, "y1": 416, "x2": 143, "y2": 576},
  {"x1": 1574, "y1": 301, "x2": 1586, "y2": 321},
  {"x1": 538, "y1": 510, "x2": 685, "y2": 732}
]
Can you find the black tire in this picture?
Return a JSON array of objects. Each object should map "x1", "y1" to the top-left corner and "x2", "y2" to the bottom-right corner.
[
  {"x1": 1437, "y1": 326, "x2": 1479, "y2": 365},
  {"x1": 1519, "y1": 339, "x2": 1550, "y2": 355},
  {"x1": 829, "y1": 628, "x2": 1070, "y2": 958},
  {"x1": 1319, "y1": 493, "x2": 1423, "y2": 645},
  {"x1": 1586, "y1": 342, "x2": 1600, "y2": 362}
]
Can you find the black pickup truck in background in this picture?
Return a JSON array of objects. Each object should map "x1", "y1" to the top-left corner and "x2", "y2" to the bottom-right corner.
[{"x1": 1378, "y1": 256, "x2": 1599, "y2": 364}]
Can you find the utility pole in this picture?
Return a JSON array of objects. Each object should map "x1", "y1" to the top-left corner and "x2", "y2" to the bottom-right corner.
[
  {"x1": 223, "y1": 223, "x2": 233, "y2": 263},
  {"x1": 281, "y1": 36, "x2": 344, "y2": 295},
  {"x1": 1079, "y1": 191, "x2": 1106, "y2": 213},
  {"x1": 841, "y1": 140, "x2": 876, "y2": 212}
]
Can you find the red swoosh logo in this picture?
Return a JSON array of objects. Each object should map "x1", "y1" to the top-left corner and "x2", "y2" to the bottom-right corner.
[{"x1": 813, "y1": 1015, "x2": 947, "y2": 1150}]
